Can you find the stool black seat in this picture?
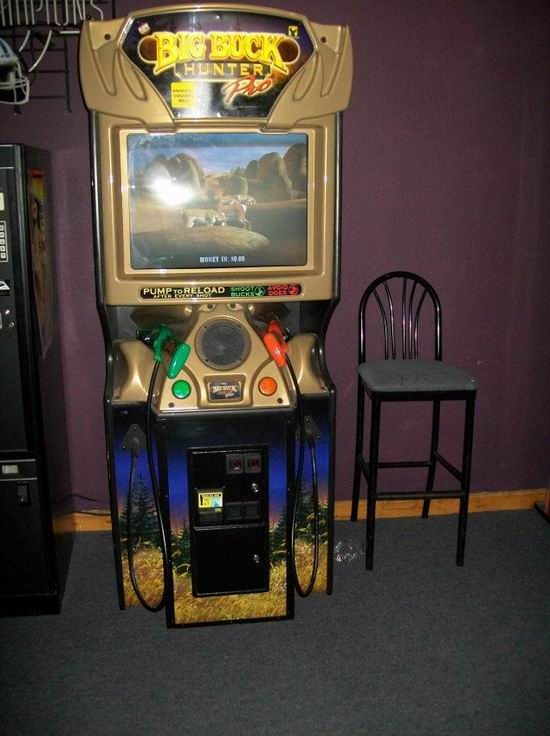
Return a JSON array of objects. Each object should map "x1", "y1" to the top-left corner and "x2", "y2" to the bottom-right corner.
[{"x1": 351, "y1": 271, "x2": 478, "y2": 569}]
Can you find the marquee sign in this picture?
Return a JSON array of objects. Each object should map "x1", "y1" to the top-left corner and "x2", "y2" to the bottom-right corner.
[{"x1": 121, "y1": 9, "x2": 315, "y2": 118}]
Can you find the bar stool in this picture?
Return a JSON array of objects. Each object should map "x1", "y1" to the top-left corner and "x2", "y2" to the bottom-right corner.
[{"x1": 350, "y1": 271, "x2": 478, "y2": 569}]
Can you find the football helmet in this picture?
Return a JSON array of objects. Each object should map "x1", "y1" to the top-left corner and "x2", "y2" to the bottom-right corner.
[{"x1": 0, "y1": 37, "x2": 30, "y2": 105}]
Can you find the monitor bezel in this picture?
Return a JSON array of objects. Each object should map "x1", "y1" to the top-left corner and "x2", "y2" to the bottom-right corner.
[{"x1": 95, "y1": 112, "x2": 338, "y2": 305}]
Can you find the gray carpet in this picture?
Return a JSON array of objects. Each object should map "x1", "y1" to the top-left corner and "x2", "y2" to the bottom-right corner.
[{"x1": 1, "y1": 511, "x2": 549, "y2": 736}]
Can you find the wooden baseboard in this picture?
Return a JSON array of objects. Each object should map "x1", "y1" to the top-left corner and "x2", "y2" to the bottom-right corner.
[
  {"x1": 54, "y1": 512, "x2": 112, "y2": 533},
  {"x1": 55, "y1": 489, "x2": 549, "y2": 532},
  {"x1": 335, "y1": 489, "x2": 549, "y2": 520}
]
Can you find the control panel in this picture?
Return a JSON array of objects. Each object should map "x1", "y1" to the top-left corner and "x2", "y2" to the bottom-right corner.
[
  {"x1": 112, "y1": 302, "x2": 294, "y2": 411},
  {"x1": 188, "y1": 446, "x2": 270, "y2": 596},
  {"x1": 160, "y1": 303, "x2": 292, "y2": 411}
]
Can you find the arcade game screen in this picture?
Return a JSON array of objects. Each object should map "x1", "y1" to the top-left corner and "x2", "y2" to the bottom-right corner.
[{"x1": 126, "y1": 132, "x2": 309, "y2": 270}]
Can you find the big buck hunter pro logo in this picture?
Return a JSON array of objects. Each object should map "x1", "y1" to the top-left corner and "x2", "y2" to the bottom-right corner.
[{"x1": 121, "y1": 9, "x2": 314, "y2": 117}]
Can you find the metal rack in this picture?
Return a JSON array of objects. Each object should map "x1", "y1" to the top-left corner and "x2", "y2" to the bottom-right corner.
[{"x1": 0, "y1": 0, "x2": 115, "y2": 111}]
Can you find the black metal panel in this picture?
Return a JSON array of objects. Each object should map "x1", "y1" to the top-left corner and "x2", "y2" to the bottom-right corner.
[
  {"x1": 0, "y1": 144, "x2": 71, "y2": 616},
  {"x1": 188, "y1": 447, "x2": 270, "y2": 596},
  {"x1": 193, "y1": 526, "x2": 269, "y2": 596},
  {"x1": 0, "y1": 475, "x2": 52, "y2": 595},
  {"x1": 0, "y1": 166, "x2": 29, "y2": 453}
]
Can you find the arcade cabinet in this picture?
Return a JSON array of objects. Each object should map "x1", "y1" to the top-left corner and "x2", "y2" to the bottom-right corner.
[
  {"x1": 0, "y1": 145, "x2": 71, "y2": 616},
  {"x1": 79, "y1": 4, "x2": 352, "y2": 626}
]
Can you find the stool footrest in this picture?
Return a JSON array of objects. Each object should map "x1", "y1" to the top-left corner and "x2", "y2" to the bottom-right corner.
[{"x1": 357, "y1": 453, "x2": 464, "y2": 483}]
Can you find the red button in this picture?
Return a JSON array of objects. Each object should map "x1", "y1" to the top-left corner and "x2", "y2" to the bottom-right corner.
[{"x1": 258, "y1": 377, "x2": 278, "y2": 396}]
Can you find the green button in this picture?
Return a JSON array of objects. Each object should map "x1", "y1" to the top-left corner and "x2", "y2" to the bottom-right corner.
[{"x1": 172, "y1": 380, "x2": 191, "y2": 400}]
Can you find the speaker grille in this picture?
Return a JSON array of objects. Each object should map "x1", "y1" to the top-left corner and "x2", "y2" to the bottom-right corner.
[{"x1": 196, "y1": 319, "x2": 251, "y2": 370}]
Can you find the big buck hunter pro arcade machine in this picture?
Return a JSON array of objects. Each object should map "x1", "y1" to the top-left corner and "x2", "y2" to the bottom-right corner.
[{"x1": 79, "y1": 4, "x2": 352, "y2": 627}]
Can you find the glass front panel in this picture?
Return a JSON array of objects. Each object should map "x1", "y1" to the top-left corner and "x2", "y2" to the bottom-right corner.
[{"x1": 127, "y1": 132, "x2": 308, "y2": 270}]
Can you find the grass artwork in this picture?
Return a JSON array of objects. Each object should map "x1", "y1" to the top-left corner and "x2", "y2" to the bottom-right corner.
[
  {"x1": 172, "y1": 557, "x2": 288, "y2": 624},
  {"x1": 120, "y1": 499, "x2": 330, "y2": 623},
  {"x1": 120, "y1": 545, "x2": 165, "y2": 610},
  {"x1": 120, "y1": 544, "x2": 288, "y2": 624}
]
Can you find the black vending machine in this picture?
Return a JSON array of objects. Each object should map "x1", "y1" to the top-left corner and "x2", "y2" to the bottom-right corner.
[{"x1": 0, "y1": 144, "x2": 71, "y2": 615}]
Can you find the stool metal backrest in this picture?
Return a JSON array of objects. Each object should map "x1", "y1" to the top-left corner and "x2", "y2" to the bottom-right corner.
[
  {"x1": 359, "y1": 271, "x2": 442, "y2": 364},
  {"x1": 352, "y1": 271, "x2": 477, "y2": 570}
]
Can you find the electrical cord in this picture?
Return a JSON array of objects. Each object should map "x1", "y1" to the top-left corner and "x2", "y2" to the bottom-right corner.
[
  {"x1": 287, "y1": 358, "x2": 321, "y2": 598},
  {"x1": 126, "y1": 441, "x2": 162, "y2": 611},
  {"x1": 145, "y1": 360, "x2": 170, "y2": 603},
  {"x1": 125, "y1": 360, "x2": 169, "y2": 612}
]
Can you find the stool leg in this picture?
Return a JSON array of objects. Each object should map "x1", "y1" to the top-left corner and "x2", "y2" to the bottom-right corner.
[
  {"x1": 351, "y1": 379, "x2": 366, "y2": 522},
  {"x1": 456, "y1": 395, "x2": 476, "y2": 566},
  {"x1": 422, "y1": 400, "x2": 441, "y2": 519},
  {"x1": 366, "y1": 397, "x2": 381, "y2": 570}
]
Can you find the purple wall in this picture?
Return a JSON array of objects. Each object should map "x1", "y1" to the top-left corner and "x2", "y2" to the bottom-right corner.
[{"x1": 1, "y1": 0, "x2": 549, "y2": 509}]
